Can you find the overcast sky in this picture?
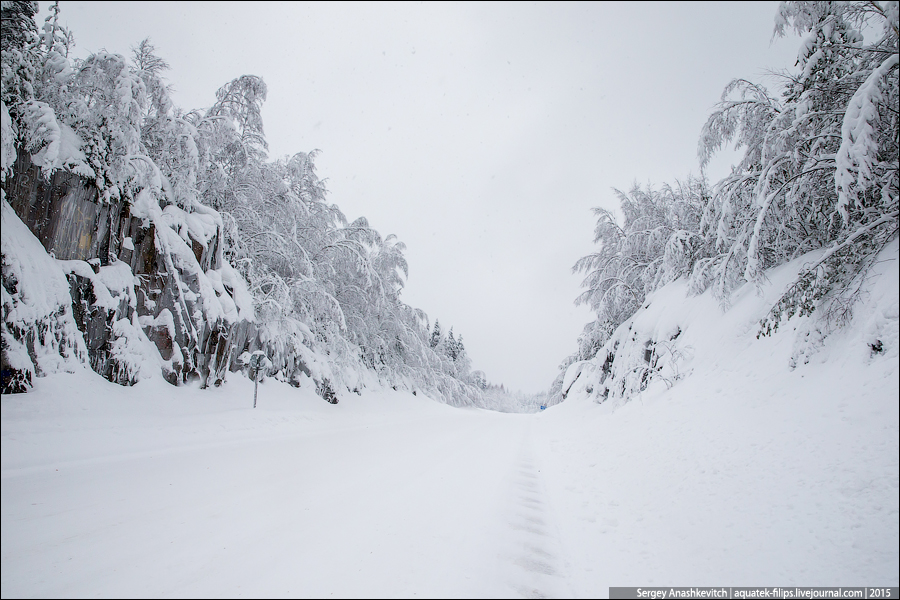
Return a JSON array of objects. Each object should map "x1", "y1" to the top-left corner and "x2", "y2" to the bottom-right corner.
[{"x1": 46, "y1": 1, "x2": 802, "y2": 393}]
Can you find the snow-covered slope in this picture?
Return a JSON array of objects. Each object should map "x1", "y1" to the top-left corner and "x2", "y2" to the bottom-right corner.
[
  {"x1": 560, "y1": 240, "x2": 898, "y2": 407},
  {"x1": 540, "y1": 239, "x2": 899, "y2": 587}
]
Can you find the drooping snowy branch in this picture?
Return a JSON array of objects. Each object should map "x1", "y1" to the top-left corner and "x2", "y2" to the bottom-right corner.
[{"x1": 835, "y1": 53, "x2": 898, "y2": 221}]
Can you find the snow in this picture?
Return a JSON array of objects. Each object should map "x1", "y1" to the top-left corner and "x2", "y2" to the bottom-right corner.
[
  {"x1": 1, "y1": 198, "x2": 86, "y2": 379},
  {"x1": 1, "y1": 201, "x2": 74, "y2": 324},
  {"x1": 162, "y1": 204, "x2": 220, "y2": 251},
  {"x1": 2, "y1": 244, "x2": 897, "y2": 597},
  {"x1": 129, "y1": 186, "x2": 163, "y2": 223},
  {"x1": 16, "y1": 100, "x2": 92, "y2": 180},
  {"x1": 129, "y1": 189, "x2": 254, "y2": 326},
  {"x1": 57, "y1": 259, "x2": 136, "y2": 312},
  {"x1": 22, "y1": 101, "x2": 61, "y2": 176},
  {"x1": 57, "y1": 121, "x2": 95, "y2": 179},
  {"x1": 835, "y1": 53, "x2": 899, "y2": 221},
  {"x1": 107, "y1": 313, "x2": 162, "y2": 383},
  {"x1": 1, "y1": 101, "x2": 15, "y2": 179}
]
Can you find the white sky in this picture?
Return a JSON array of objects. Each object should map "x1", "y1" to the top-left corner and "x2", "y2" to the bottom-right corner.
[{"x1": 46, "y1": 1, "x2": 801, "y2": 393}]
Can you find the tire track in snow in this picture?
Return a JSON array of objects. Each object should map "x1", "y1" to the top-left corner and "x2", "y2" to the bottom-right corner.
[{"x1": 501, "y1": 423, "x2": 571, "y2": 599}]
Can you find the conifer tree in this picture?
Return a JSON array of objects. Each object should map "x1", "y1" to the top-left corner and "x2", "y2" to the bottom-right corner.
[
  {"x1": 429, "y1": 319, "x2": 442, "y2": 349},
  {"x1": 446, "y1": 328, "x2": 457, "y2": 360}
]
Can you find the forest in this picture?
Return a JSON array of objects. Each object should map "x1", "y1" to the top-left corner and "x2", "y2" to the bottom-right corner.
[
  {"x1": 1, "y1": 0, "x2": 504, "y2": 406},
  {"x1": 550, "y1": 0, "x2": 898, "y2": 405},
  {"x1": 1, "y1": 1, "x2": 897, "y2": 410}
]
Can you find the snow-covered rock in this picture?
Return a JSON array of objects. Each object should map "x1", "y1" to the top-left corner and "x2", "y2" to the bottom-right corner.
[
  {"x1": 1, "y1": 198, "x2": 86, "y2": 393},
  {"x1": 1, "y1": 149, "x2": 257, "y2": 389}
]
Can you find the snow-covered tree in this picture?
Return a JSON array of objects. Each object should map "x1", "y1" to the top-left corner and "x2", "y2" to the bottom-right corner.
[
  {"x1": 446, "y1": 328, "x2": 457, "y2": 360},
  {"x1": 555, "y1": 1, "x2": 898, "y2": 400},
  {"x1": 572, "y1": 177, "x2": 708, "y2": 354},
  {"x1": 1, "y1": 3, "x2": 489, "y2": 405},
  {"x1": 698, "y1": 0, "x2": 898, "y2": 334},
  {"x1": 1, "y1": 1, "x2": 39, "y2": 123},
  {"x1": 206, "y1": 74, "x2": 268, "y2": 167},
  {"x1": 429, "y1": 319, "x2": 442, "y2": 349}
]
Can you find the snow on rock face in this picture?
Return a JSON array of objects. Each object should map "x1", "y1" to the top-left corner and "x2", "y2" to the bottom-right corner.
[
  {"x1": 58, "y1": 258, "x2": 161, "y2": 386},
  {"x1": 560, "y1": 277, "x2": 707, "y2": 405},
  {"x1": 1, "y1": 198, "x2": 87, "y2": 393},
  {"x1": 2, "y1": 152, "x2": 257, "y2": 390},
  {"x1": 136, "y1": 196, "x2": 255, "y2": 387}
]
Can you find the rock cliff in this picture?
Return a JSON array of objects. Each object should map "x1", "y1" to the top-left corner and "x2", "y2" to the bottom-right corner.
[{"x1": 2, "y1": 149, "x2": 258, "y2": 392}]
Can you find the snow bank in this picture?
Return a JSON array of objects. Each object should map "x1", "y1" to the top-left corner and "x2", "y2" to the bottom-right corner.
[
  {"x1": 535, "y1": 240, "x2": 898, "y2": 588},
  {"x1": 563, "y1": 240, "x2": 899, "y2": 408},
  {"x1": 1, "y1": 198, "x2": 87, "y2": 392}
]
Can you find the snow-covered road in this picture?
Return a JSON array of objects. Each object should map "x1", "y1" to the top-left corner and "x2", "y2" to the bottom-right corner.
[
  {"x1": 2, "y1": 373, "x2": 576, "y2": 598},
  {"x1": 3, "y1": 343, "x2": 898, "y2": 598}
]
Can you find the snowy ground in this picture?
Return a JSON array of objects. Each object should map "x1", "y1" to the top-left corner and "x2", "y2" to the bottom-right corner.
[
  {"x1": 3, "y1": 373, "x2": 565, "y2": 598},
  {"x1": 3, "y1": 247, "x2": 898, "y2": 598}
]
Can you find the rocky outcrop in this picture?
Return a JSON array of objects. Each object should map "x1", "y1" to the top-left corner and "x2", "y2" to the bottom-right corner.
[{"x1": 1, "y1": 150, "x2": 257, "y2": 391}]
